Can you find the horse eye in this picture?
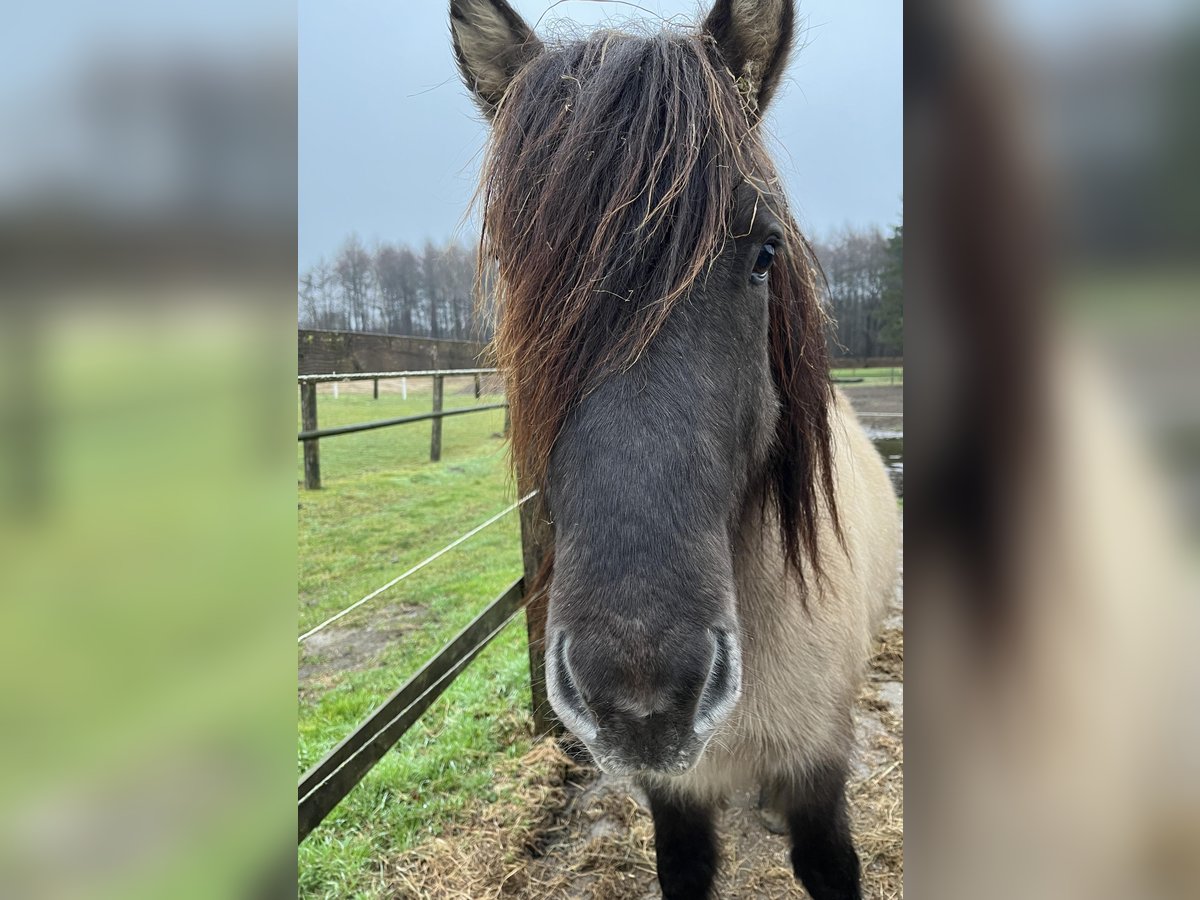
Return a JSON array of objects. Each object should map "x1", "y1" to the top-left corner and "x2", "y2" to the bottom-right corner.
[{"x1": 750, "y1": 242, "x2": 776, "y2": 284}]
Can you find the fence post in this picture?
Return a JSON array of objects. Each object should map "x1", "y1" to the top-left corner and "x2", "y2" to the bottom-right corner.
[
  {"x1": 474, "y1": 373, "x2": 481, "y2": 399},
  {"x1": 519, "y1": 493, "x2": 559, "y2": 737},
  {"x1": 503, "y1": 402, "x2": 511, "y2": 438},
  {"x1": 300, "y1": 382, "x2": 321, "y2": 490},
  {"x1": 430, "y1": 374, "x2": 444, "y2": 462},
  {"x1": 373, "y1": 378, "x2": 379, "y2": 399}
]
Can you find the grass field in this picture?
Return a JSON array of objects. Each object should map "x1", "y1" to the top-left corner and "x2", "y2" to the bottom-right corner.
[
  {"x1": 298, "y1": 377, "x2": 532, "y2": 898},
  {"x1": 296, "y1": 368, "x2": 902, "y2": 897},
  {"x1": 831, "y1": 365, "x2": 903, "y2": 384}
]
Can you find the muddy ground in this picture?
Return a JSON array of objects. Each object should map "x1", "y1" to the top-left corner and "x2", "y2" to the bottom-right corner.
[
  {"x1": 298, "y1": 602, "x2": 425, "y2": 701},
  {"x1": 840, "y1": 384, "x2": 902, "y2": 415}
]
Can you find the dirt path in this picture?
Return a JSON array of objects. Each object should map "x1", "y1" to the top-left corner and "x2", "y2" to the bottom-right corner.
[
  {"x1": 839, "y1": 384, "x2": 903, "y2": 416},
  {"x1": 298, "y1": 603, "x2": 426, "y2": 702},
  {"x1": 387, "y1": 578, "x2": 903, "y2": 899}
]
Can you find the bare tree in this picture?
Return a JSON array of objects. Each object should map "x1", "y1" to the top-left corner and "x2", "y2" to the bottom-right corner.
[
  {"x1": 298, "y1": 257, "x2": 341, "y2": 329},
  {"x1": 420, "y1": 240, "x2": 443, "y2": 339},
  {"x1": 374, "y1": 242, "x2": 419, "y2": 334},
  {"x1": 397, "y1": 245, "x2": 420, "y2": 335},
  {"x1": 813, "y1": 226, "x2": 892, "y2": 362},
  {"x1": 335, "y1": 234, "x2": 373, "y2": 331},
  {"x1": 298, "y1": 268, "x2": 319, "y2": 328},
  {"x1": 441, "y1": 240, "x2": 478, "y2": 340}
]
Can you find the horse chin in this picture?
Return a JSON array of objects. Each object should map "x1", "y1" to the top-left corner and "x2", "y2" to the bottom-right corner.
[
  {"x1": 591, "y1": 756, "x2": 698, "y2": 778},
  {"x1": 586, "y1": 739, "x2": 710, "y2": 779}
]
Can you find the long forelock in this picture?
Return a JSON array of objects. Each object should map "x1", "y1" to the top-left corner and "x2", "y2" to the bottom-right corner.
[{"x1": 476, "y1": 28, "x2": 838, "y2": 587}]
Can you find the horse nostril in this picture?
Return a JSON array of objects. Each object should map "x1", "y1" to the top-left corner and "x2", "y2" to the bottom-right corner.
[
  {"x1": 694, "y1": 628, "x2": 743, "y2": 734},
  {"x1": 546, "y1": 633, "x2": 599, "y2": 741}
]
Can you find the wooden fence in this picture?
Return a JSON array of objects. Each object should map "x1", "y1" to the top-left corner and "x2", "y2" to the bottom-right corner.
[
  {"x1": 299, "y1": 507, "x2": 554, "y2": 842},
  {"x1": 298, "y1": 367, "x2": 553, "y2": 842},
  {"x1": 301, "y1": 577, "x2": 526, "y2": 841},
  {"x1": 297, "y1": 368, "x2": 502, "y2": 490}
]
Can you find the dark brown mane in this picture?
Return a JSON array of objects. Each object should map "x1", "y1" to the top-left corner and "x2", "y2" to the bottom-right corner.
[{"x1": 476, "y1": 29, "x2": 837, "y2": 581}]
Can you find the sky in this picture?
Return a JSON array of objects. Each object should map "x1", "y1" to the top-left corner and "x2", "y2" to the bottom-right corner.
[{"x1": 298, "y1": 0, "x2": 902, "y2": 272}]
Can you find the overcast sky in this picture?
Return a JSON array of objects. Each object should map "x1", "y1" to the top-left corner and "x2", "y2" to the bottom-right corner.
[{"x1": 298, "y1": 0, "x2": 902, "y2": 272}]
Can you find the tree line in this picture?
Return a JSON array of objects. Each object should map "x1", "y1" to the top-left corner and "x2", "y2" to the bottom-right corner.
[
  {"x1": 299, "y1": 234, "x2": 486, "y2": 341},
  {"x1": 813, "y1": 223, "x2": 903, "y2": 361},
  {"x1": 299, "y1": 223, "x2": 903, "y2": 358}
]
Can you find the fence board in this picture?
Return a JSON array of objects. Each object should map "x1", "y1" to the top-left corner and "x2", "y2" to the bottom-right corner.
[
  {"x1": 298, "y1": 577, "x2": 526, "y2": 842},
  {"x1": 298, "y1": 368, "x2": 497, "y2": 384},
  {"x1": 297, "y1": 403, "x2": 508, "y2": 442}
]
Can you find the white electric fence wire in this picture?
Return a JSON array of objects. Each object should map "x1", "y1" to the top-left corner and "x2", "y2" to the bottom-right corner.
[{"x1": 298, "y1": 491, "x2": 538, "y2": 644}]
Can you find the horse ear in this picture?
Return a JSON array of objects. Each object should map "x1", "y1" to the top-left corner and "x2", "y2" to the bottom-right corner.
[
  {"x1": 450, "y1": 0, "x2": 543, "y2": 117},
  {"x1": 702, "y1": 0, "x2": 795, "y2": 116}
]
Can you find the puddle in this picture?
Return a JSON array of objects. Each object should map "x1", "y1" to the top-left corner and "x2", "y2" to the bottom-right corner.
[{"x1": 871, "y1": 431, "x2": 904, "y2": 498}]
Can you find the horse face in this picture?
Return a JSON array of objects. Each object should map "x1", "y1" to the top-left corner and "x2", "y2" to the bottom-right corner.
[
  {"x1": 452, "y1": 0, "x2": 805, "y2": 776},
  {"x1": 541, "y1": 185, "x2": 782, "y2": 774}
]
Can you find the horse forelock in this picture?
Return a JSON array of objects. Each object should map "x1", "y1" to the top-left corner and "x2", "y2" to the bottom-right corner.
[{"x1": 474, "y1": 27, "x2": 838, "y2": 585}]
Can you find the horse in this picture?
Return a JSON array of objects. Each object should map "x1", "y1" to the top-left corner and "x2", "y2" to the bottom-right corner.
[{"x1": 449, "y1": 2, "x2": 900, "y2": 897}]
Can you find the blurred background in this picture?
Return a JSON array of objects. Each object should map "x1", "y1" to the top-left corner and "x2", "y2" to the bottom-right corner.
[
  {"x1": 0, "y1": 1, "x2": 297, "y2": 898},
  {"x1": 0, "y1": 0, "x2": 1196, "y2": 897},
  {"x1": 906, "y1": 0, "x2": 1199, "y2": 897}
]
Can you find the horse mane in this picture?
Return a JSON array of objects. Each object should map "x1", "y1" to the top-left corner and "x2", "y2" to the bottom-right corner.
[{"x1": 475, "y1": 28, "x2": 838, "y2": 584}]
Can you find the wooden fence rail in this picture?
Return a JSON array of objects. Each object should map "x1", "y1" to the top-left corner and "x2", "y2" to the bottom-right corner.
[
  {"x1": 299, "y1": 577, "x2": 531, "y2": 842},
  {"x1": 297, "y1": 403, "x2": 508, "y2": 442},
  {"x1": 298, "y1": 368, "x2": 497, "y2": 383}
]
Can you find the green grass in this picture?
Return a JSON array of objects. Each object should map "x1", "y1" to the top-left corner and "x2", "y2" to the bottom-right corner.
[
  {"x1": 830, "y1": 365, "x2": 903, "y2": 384},
  {"x1": 298, "y1": 377, "x2": 531, "y2": 898}
]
